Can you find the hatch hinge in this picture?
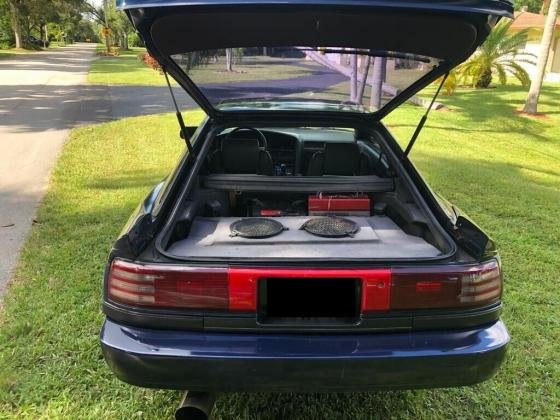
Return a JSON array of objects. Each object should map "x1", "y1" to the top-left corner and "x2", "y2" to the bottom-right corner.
[
  {"x1": 163, "y1": 68, "x2": 197, "y2": 158},
  {"x1": 402, "y1": 72, "x2": 449, "y2": 158}
]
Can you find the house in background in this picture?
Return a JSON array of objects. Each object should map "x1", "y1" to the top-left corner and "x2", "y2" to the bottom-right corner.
[{"x1": 510, "y1": 7, "x2": 560, "y2": 82}]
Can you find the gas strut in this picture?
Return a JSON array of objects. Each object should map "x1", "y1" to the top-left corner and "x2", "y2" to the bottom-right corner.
[
  {"x1": 402, "y1": 72, "x2": 449, "y2": 158},
  {"x1": 163, "y1": 68, "x2": 197, "y2": 158}
]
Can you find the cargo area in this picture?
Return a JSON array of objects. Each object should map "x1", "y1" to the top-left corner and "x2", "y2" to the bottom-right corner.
[
  {"x1": 161, "y1": 127, "x2": 453, "y2": 261},
  {"x1": 164, "y1": 187, "x2": 448, "y2": 261},
  {"x1": 167, "y1": 215, "x2": 441, "y2": 259}
]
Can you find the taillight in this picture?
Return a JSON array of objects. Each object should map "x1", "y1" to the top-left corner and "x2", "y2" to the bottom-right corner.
[
  {"x1": 107, "y1": 259, "x2": 501, "y2": 312},
  {"x1": 107, "y1": 259, "x2": 228, "y2": 309},
  {"x1": 390, "y1": 259, "x2": 502, "y2": 310}
]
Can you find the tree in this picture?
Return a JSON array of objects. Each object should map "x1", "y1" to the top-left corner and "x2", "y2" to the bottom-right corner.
[
  {"x1": 224, "y1": 48, "x2": 243, "y2": 71},
  {"x1": 356, "y1": 56, "x2": 371, "y2": 104},
  {"x1": 6, "y1": 0, "x2": 22, "y2": 47},
  {"x1": 523, "y1": 0, "x2": 559, "y2": 113},
  {"x1": 513, "y1": 0, "x2": 544, "y2": 12},
  {"x1": 459, "y1": 19, "x2": 534, "y2": 88},
  {"x1": 225, "y1": 48, "x2": 233, "y2": 71},
  {"x1": 0, "y1": 1, "x2": 13, "y2": 47},
  {"x1": 370, "y1": 57, "x2": 386, "y2": 110},
  {"x1": 6, "y1": 0, "x2": 87, "y2": 49},
  {"x1": 102, "y1": 0, "x2": 109, "y2": 52},
  {"x1": 82, "y1": 0, "x2": 134, "y2": 53},
  {"x1": 349, "y1": 53, "x2": 358, "y2": 102}
]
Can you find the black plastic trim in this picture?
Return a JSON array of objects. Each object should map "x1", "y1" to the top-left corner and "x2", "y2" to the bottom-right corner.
[
  {"x1": 103, "y1": 300, "x2": 501, "y2": 333},
  {"x1": 201, "y1": 173, "x2": 395, "y2": 192}
]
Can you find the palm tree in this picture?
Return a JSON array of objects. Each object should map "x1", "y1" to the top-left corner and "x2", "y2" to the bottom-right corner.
[
  {"x1": 523, "y1": 0, "x2": 560, "y2": 114},
  {"x1": 459, "y1": 19, "x2": 534, "y2": 88}
]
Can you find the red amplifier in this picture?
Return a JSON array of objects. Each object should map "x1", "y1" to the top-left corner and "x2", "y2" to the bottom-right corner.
[{"x1": 308, "y1": 194, "x2": 371, "y2": 216}]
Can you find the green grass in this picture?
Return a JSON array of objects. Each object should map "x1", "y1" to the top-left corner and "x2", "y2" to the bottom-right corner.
[
  {"x1": 182, "y1": 57, "x2": 319, "y2": 84},
  {"x1": 47, "y1": 41, "x2": 65, "y2": 49},
  {"x1": 0, "y1": 84, "x2": 559, "y2": 418},
  {"x1": 0, "y1": 48, "x2": 38, "y2": 59},
  {"x1": 88, "y1": 47, "x2": 167, "y2": 86},
  {"x1": 0, "y1": 42, "x2": 83, "y2": 59},
  {"x1": 88, "y1": 48, "x2": 318, "y2": 86}
]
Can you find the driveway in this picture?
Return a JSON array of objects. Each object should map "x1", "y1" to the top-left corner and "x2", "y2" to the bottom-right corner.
[
  {"x1": 0, "y1": 43, "x2": 107, "y2": 296},
  {"x1": 102, "y1": 64, "x2": 346, "y2": 119}
]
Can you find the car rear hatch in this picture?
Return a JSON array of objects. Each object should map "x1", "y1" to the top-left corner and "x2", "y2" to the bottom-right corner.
[{"x1": 119, "y1": 0, "x2": 513, "y2": 119}]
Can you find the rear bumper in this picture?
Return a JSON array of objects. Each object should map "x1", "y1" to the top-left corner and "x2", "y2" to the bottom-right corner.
[{"x1": 100, "y1": 318, "x2": 509, "y2": 392}]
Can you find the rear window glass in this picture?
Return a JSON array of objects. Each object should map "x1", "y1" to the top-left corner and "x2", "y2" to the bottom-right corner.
[{"x1": 170, "y1": 47, "x2": 440, "y2": 113}]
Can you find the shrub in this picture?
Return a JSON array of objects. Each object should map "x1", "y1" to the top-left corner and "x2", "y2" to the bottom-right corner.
[
  {"x1": 128, "y1": 32, "x2": 144, "y2": 48},
  {"x1": 139, "y1": 51, "x2": 162, "y2": 72}
]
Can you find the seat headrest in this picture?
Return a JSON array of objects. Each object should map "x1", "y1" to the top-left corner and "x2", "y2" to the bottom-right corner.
[
  {"x1": 323, "y1": 142, "x2": 361, "y2": 175},
  {"x1": 221, "y1": 137, "x2": 260, "y2": 174}
]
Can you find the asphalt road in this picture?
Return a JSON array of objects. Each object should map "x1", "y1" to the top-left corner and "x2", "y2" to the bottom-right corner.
[
  {"x1": 0, "y1": 43, "x2": 107, "y2": 297},
  {"x1": 103, "y1": 64, "x2": 346, "y2": 119}
]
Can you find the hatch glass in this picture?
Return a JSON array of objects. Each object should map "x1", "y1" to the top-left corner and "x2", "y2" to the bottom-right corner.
[{"x1": 170, "y1": 47, "x2": 440, "y2": 113}]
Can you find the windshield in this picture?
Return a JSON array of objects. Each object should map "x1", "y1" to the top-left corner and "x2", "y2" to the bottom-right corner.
[{"x1": 170, "y1": 47, "x2": 441, "y2": 113}]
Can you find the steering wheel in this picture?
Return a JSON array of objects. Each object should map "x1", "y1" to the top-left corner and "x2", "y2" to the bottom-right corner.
[{"x1": 223, "y1": 126, "x2": 267, "y2": 150}]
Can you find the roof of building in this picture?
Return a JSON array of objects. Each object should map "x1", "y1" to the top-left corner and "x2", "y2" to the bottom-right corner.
[{"x1": 511, "y1": 10, "x2": 560, "y2": 30}]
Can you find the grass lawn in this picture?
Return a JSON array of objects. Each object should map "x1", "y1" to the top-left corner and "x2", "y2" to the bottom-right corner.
[
  {"x1": 0, "y1": 83, "x2": 559, "y2": 418},
  {"x1": 88, "y1": 47, "x2": 168, "y2": 86},
  {"x1": 0, "y1": 48, "x2": 39, "y2": 59},
  {"x1": 0, "y1": 42, "x2": 85, "y2": 59},
  {"x1": 88, "y1": 47, "x2": 319, "y2": 86},
  {"x1": 182, "y1": 56, "x2": 319, "y2": 84}
]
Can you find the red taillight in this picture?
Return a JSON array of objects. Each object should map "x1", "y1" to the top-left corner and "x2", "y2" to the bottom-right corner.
[
  {"x1": 108, "y1": 259, "x2": 228, "y2": 309},
  {"x1": 390, "y1": 260, "x2": 502, "y2": 310},
  {"x1": 107, "y1": 259, "x2": 501, "y2": 312}
]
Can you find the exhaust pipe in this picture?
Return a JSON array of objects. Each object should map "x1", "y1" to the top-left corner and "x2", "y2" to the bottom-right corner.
[{"x1": 175, "y1": 391, "x2": 216, "y2": 420}]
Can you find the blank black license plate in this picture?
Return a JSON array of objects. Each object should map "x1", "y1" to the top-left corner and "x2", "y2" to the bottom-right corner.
[{"x1": 259, "y1": 278, "x2": 360, "y2": 323}]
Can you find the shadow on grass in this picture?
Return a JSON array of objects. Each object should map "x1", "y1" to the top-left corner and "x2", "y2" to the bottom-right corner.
[
  {"x1": 441, "y1": 84, "x2": 560, "y2": 122},
  {"x1": 87, "y1": 170, "x2": 166, "y2": 190},
  {"x1": 388, "y1": 85, "x2": 560, "y2": 144}
]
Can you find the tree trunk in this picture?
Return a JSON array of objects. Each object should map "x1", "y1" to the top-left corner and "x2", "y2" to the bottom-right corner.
[
  {"x1": 226, "y1": 48, "x2": 233, "y2": 71},
  {"x1": 8, "y1": 0, "x2": 23, "y2": 49},
  {"x1": 43, "y1": 24, "x2": 49, "y2": 48},
  {"x1": 122, "y1": 33, "x2": 129, "y2": 50},
  {"x1": 523, "y1": 0, "x2": 559, "y2": 114},
  {"x1": 370, "y1": 57, "x2": 386, "y2": 110},
  {"x1": 356, "y1": 56, "x2": 371, "y2": 104},
  {"x1": 350, "y1": 53, "x2": 358, "y2": 102},
  {"x1": 475, "y1": 68, "x2": 493, "y2": 88},
  {"x1": 103, "y1": 0, "x2": 111, "y2": 53}
]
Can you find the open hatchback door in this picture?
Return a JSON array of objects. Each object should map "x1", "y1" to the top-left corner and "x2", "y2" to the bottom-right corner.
[{"x1": 119, "y1": 0, "x2": 512, "y2": 119}]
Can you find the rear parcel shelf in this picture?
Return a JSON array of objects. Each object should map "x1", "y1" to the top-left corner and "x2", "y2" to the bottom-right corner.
[{"x1": 200, "y1": 174, "x2": 395, "y2": 193}]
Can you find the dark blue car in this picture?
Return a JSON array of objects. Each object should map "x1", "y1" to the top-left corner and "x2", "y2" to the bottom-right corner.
[{"x1": 101, "y1": 0, "x2": 511, "y2": 417}]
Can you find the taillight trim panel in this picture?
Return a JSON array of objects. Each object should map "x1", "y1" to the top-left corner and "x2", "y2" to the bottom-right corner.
[{"x1": 103, "y1": 257, "x2": 503, "y2": 332}]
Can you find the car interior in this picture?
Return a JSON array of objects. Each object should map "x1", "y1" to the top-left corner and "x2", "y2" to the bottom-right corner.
[{"x1": 204, "y1": 127, "x2": 387, "y2": 177}]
